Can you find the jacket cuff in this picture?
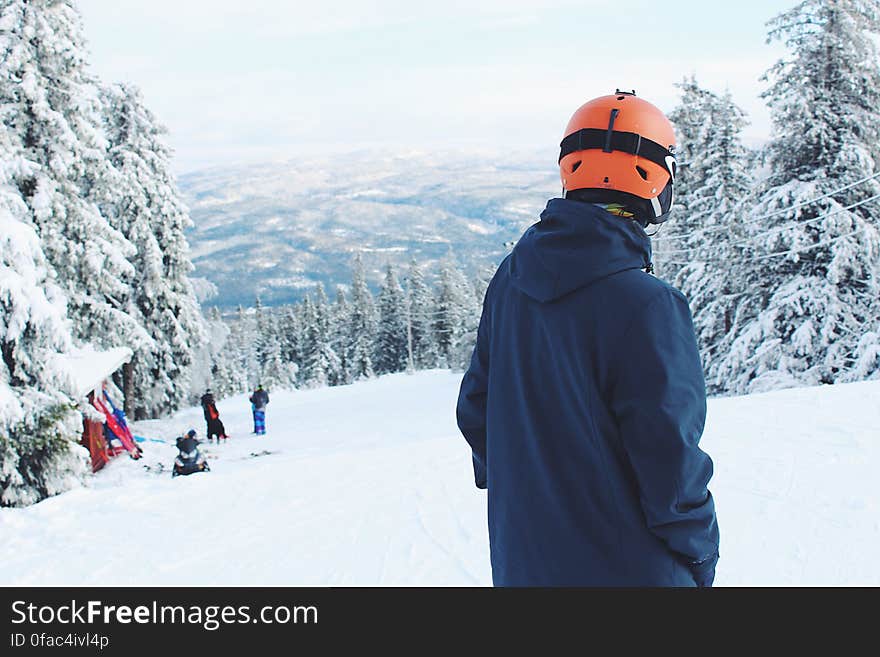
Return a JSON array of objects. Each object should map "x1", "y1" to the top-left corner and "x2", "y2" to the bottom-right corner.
[
  {"x1": 689, "y1": 551, "x2": 719, "y2": 587},
  {"x1": 473, "y1": 454, "x2": 487, "y2": 489}
]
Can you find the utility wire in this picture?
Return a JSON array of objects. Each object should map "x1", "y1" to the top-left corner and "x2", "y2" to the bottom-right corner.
[
  {"x1": 742, "y1": 171, "x2": 880, "y2": 222},
  {"x1": 654, "y1": 170, "x2": 880, "y2": 245},
  {"x1": 655, "y1": 192, "x2": 880, "y2": 257},
  {"x1": 664, "y1": 224, "x2": 877, "y2": 266},
  {"x1": 752, "y1": 227, "x2": 872, "y2": 261}
]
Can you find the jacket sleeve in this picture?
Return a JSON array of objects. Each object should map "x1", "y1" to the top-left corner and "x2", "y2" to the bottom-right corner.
[
  {"x1": 608, "y1": 287, "x2": 719, "y2": 586},
  {"x1": 456, "y1": 296, "x2": 491, "y2": 489}
]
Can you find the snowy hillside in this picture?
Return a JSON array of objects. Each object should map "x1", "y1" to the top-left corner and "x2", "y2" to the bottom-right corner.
[
  {"x1": 180, "y1": 151, "x2": 557, "y2": 307},
  {"x1": 0, "y1": 371, "x2": 877, "y2": 586}
]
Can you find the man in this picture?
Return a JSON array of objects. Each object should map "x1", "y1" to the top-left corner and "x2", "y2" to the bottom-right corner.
[
  {"x1": 456, "y1": 91, "x2": 719, "y2": 587},
  {"x1": 249, "y1": 384, "x2": 270, "y2": 436},
  {"x1": 200, "y1": 389, "x2": 227, "y2": 443}
]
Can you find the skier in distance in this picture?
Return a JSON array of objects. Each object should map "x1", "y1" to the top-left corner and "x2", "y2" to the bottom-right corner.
[
  {"x1": 200, "y1": 389, "x2": 228, "y2": 443},
  {"x1": 249, "y1": 384, "x2": 270, "y2": 435},
  {"x1": 456, "y1": 91, "x2": 719, "y2": 587}
]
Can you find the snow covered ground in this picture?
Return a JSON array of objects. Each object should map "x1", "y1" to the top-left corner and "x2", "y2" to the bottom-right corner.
[{"x1": 0, "y1": 371, "x2": 878, "y2": 586}]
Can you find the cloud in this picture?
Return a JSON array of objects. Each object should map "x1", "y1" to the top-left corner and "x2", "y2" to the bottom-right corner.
[
  {"x1": 75, "y1": 0, "x2": 791, "y2": 171},
  {"x1": 78, "y1": 0, "x2": 597, "y2": 37}
]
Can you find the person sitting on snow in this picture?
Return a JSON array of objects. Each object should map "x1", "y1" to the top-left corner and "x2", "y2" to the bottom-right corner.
[
  {"x1": 173, "y1": 428, "x2": 209, "y2": 477},
  {"x1": 248, "y1": 384, "x2": 270, "y2": 436},
  {"x1": 176, "y1": 428, "x2": 199, "y2": 452},
  {"x1": 200, "y1": 389, "x2": 228, "y2": 443}
]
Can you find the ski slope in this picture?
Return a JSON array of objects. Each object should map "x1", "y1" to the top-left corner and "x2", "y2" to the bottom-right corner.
[{"x1": 1, "y1": 371, "x2": 878, "y2": 586}]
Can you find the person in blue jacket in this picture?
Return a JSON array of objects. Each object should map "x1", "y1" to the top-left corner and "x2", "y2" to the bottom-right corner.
[
  {"x1": 457, "y1": 91, "x2": 719, "y2": 587},
  {"x1": 249, "y1": 384, "x2": 270, "y2": 435}
]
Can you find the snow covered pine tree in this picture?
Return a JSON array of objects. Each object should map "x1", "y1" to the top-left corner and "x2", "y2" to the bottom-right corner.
[
  {"x1": 653, "y1": 76, "x2": 721, "y2": 284},
  {"x1": 298, "y1": 285, "x2": 341, "y2": 388},
  {"x1": 375, "y1": 264, "x2": 409, "y2": 375},
  {"x1": 716, "y1": 0, "x2": 880, "y2": 392},
  {"x1": 406, "y1": 259, "x2": 439, "y2": 370},
  {"x1": 345, "y1": 254, "x2": 377, "y2": 381},
  {"x1": 433, "y1": 260, "x2": 476, "y2": 368},
  {"x1": 0, "y1": 121, "x2": 86, "y2": 507},
  {"x1": 330, "y1": 287, "x2": 350, "y2": 381},
  {"x1": 661, "y1": 79, "x2": 754, "y2": 393},
  {"x1": 99, "y1": 82, "x2": 205, "y2": 419},
  {"x1": 0, "y1": 0, "x2": 146, "y2": 358}
]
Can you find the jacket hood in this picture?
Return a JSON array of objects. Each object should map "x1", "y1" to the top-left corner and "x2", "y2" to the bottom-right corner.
[{"x1": 508, "y1": 198, "x2": 652, "y2": 303}]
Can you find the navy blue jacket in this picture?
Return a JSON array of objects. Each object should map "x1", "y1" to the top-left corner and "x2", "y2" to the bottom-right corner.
[
  {"x1": 457, "y1": 198, "x2": 719, "y2": 587},
  {"x1": 250, "y1": 389, "x2": 269, "y2": 410}
]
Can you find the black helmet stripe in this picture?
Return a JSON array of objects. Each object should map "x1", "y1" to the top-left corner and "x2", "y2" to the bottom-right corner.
[{"x1": 559, "y1": 127, "x2": 675, "y2": 173}]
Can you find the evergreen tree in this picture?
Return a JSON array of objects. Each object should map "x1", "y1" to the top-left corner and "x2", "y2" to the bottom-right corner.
[
  {"x1": 277, "y1": 304, "x2": 302, "y2": 380},
  {"x1": 655, "y1": 76, "x2": 720, "y2": 282},
  {"x1": 0, "y1": 0, "x2": 142, "y2": 354},
  {"x1": 206, "y1": 308, "x2": 233, "y2": 395},
  {"x1": 345, "y1": 255, "x2": 376, "y2": 380},
  {"x1": 330, "y1": 287, "x2": 351, "y2": 383},
  {"x1": 0, "y1": 140, "x2": 86, "y2": 507},
  {"x1": 232, "y1": 305, "x2": 258, "y2": 389},
  {"x1": 472, "y1": 264, "x2": 495, "y2": 306},
  {"x1": 716, "y1": 0, "x2": 880, "y2": 392},
  {"x1": 661, "y1": 83, "x2": 755, "y2": 392},
  {"x1": 99, "y1": 82, "x2": 205, "y2": 418},
  {"x1": 667, "y1": 77, "x2": 718, "y2": 207},
  {"x1": 298, "y1": 287, "x2": 341, "y2": 388},
  {"x1": 374, "y1": 264, "x2": 409, "y2": 374},
  {"x1": 297, "y1": 296, "x2": 318, "y2": 387},
  {"x1": 406, "y1": 259, "x2": 438, "y2": 369},
  {"x1": 433, "y1": 260, "x2": 475, "y2": 368},
  {"x1": 317, "y1": 284, "x2": 341, "y2": 386},
  {"x1": 847, "y1": 294, "x2": 880, "y2": 380},
  {"x1": 200, "y1": 306, "x2": 246, "y2": 400},
  {"x1": 253, "y1": 296, "x2": 269, "y2": 376},
  {"x1": 257, "y1": 310, "x2": 291, "y2": 390},
  {"x1": 454, "y1": 264, "x2": 496, "y2": 370},
  {"x1": 241, "y1": 296, "x2": 283, "y2": 389}
]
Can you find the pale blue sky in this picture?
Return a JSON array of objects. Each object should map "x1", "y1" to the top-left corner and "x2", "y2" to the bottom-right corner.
[{"x1": 77, "y1": 0, "x2": 793, "y2": 172}]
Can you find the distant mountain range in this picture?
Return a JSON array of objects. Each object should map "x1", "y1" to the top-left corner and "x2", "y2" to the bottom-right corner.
[{"x1": 180, "y1": 150, "x2": 559, "y2": 308}]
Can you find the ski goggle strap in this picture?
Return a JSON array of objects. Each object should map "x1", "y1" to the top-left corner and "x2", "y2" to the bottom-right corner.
[{"x1": 559, "y1": 128, "x2": 677, "y2": 179}]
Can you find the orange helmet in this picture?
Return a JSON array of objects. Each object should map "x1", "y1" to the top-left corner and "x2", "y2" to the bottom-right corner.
[{"x1": 559, "y1": 90, "x2": 677, "y2": 224}]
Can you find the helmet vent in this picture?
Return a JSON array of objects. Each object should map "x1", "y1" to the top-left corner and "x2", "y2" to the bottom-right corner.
[
  {"x1": 571, "y1": 160, "x2": 582, "y2": 173},
  {"x1": 636, "y1": 166, "x2": 649, "y2": 181}
]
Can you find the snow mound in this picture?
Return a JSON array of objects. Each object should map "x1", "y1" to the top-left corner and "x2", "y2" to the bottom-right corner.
[{"x1": 60, "y1": 346, "x2": 132, "y2": 398}]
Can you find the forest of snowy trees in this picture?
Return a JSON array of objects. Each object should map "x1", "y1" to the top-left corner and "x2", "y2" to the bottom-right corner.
[
  {"x1": 201, "y1": 256, "x2": 489, "y2": 398},
  {"x1": 0, "y1": 0, "x2": 203, "y2": 505}
]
